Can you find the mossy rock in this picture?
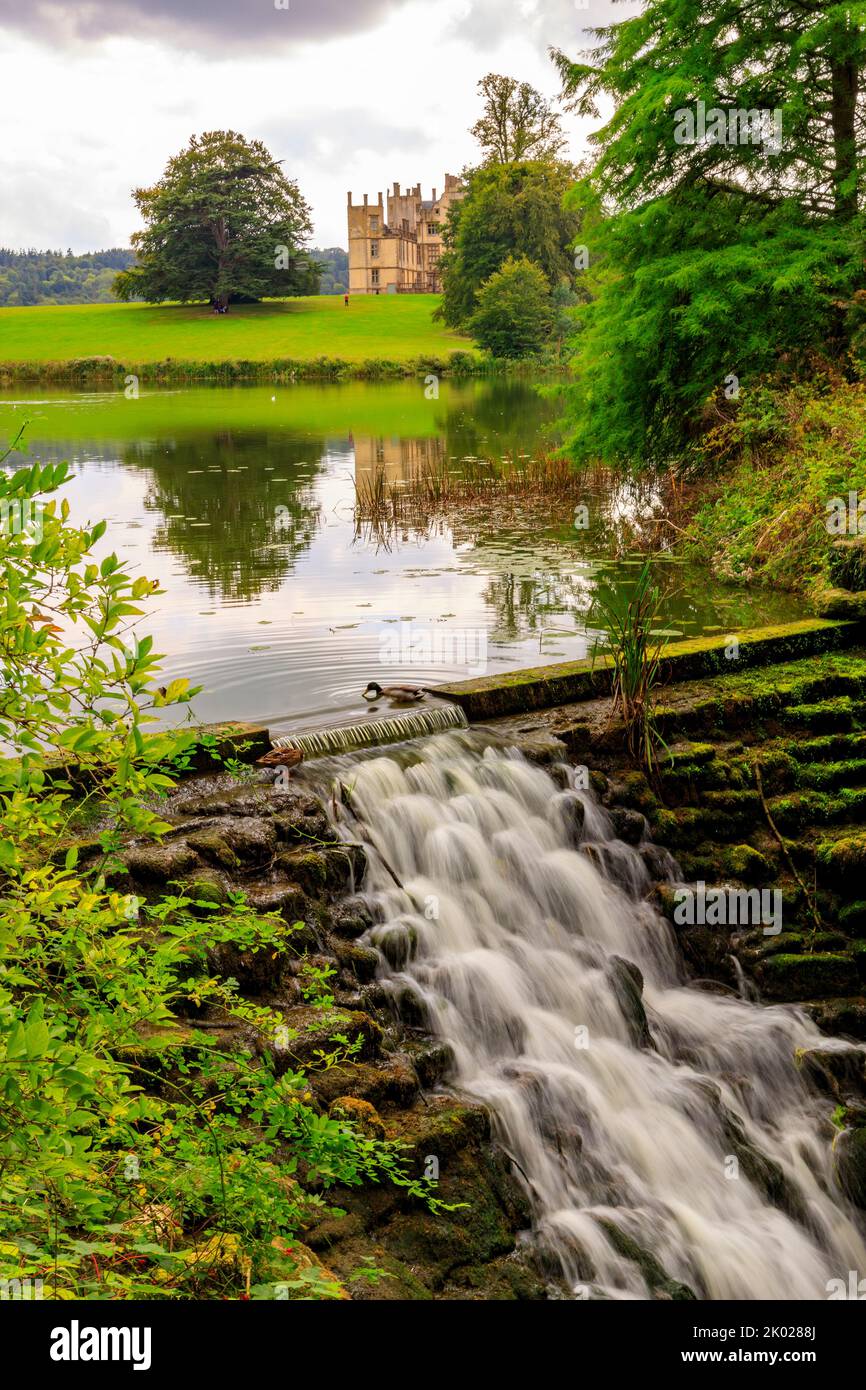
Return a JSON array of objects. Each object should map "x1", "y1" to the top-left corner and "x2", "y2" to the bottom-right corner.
[
  {"x1": 322, "y1": 1243, "x2": 435, "y2": 1301},
  {"x1": 796, "y1": 1045, "x2": 866, "y2": 1098},
  {"x1": 818, "y1": 834, "x2": 866, "y2": 880},
  {"x1": 668, "y1": 741, "x2": 718, "y2": 768},
  {"x1": 275, "y1": 849, "x2": 330, "y2": 893},
  {"x1": 833, "y1": 1125, "x2": 866, "y2": 1207},
  {"x1": 217, "y1": 816, "x2": 278, "y2": 864},
  {"x1": 265, "y1": 1006, "x2": 383, "y2": 1068},
  {"x1": 796, "y1": 758, "x2": 866, "y2": 791},
  {"x1": 384, "y1": 1096, "x2": 490, "y2": 1165},
  {"x1": 309, "y1": 1058, "x2": 418, "y2": 1109},
  {"x1": 612, "y1": 769, "x2": 657, "y2": 814},
  {"x1": 375, "y1": 1145, "x2": 524, "y2": 1286},
  {"x1": 179, "y1": 866, "x2": 230, "y2": 907},
  {"x1": 400, "y1": 1038, "x2": 456, "y2": 1090},
  {"x1": 790, "y1": 731, "x2": 866, "y2": 762},
  {"x1": 123, "y1": 841, "x2": 199, "y2": 883},
  {"x1": 780, "y1": 697, "x2": 855, "y2": 733},
  {"x1": 839, "y1": 901, "x2": 866, "y2": 936},
  {"x1": 803, "y1": 996, "x2": 866, "y2": 1039},
  {"x1": 329, "y1": 1095, "x2": 387, "y2": 1140},
  {"x1": 814, "y1": 586, "x2": 866, "y2": 622},
  {"x1": 755, "y1": 951, "x2": 859, "y2": 1001},
  {"x1": 332, "y1": 938, "x2": 379, "y2": 983},
  {"x1": 828, "y1": 536, "x2": 866, "y2": 592},
  {"x1": 723, "y1": 843, "x2": 773, "y2": 884},
  {"x1": 442, "y1": 1250, "x2": 547, "y2": 1301},
  {"x1": 185, "y1": 829, "x2": 240, "y2": 871},
  {"x1": 597, "y1": 1220, "x2": 695, "y2": 1301}
]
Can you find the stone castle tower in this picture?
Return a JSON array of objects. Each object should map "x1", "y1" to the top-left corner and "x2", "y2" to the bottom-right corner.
[{"x1": 347, "y1": 174, "x2": 463, "y2": 295}]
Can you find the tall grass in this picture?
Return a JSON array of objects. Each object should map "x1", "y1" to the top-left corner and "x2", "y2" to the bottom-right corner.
[{"x1": 590, "y1": 559, "x2": 670, "y2": 773}]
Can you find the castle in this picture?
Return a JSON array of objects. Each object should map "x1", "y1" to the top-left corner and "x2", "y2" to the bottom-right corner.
[{"x1": 347, "y1": 174, "x2": 463, "y2": 295}]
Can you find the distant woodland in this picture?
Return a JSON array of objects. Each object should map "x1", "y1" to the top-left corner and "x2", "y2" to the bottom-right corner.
[{"x1": 0, "y1": 245, "x2": 348, "y2": 304}]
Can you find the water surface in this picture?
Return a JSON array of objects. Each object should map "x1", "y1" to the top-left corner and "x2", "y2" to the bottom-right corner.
[{"x1": 0, "y1": 380, "x2": 804, "y2": 734}]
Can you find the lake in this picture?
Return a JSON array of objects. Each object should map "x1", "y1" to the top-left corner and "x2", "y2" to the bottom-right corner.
[{"x1": 0, "y1": 378, "x2": 804, "y2": 736}]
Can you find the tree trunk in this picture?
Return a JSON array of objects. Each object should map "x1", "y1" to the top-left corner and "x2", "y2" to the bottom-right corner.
[{"x1": 830, "y1": 48, "x2": 859, "y2": 218}]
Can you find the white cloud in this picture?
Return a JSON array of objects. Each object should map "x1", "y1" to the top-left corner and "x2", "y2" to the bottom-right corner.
[{"x1": 0, "y1": 0, "x2": 627, "y2": 252}]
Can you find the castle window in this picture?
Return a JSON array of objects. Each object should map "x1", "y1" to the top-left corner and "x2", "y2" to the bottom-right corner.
[
  {"x1": 370, "y1": 240, "x2": 379, "y2": 258},
  {"x1": 427, "y1": 223, "x2": 438, "y2": 236},
  {"x1": 371, "y1": 268, "x2": 380, "y2": 285},
  {"x1": 369, "y1": 216, "x2": 379, "y2": 232}
]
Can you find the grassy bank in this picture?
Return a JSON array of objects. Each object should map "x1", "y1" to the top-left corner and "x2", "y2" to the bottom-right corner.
[
  {"x1": 0, "y1": 295, "x2": 479, "y2": 382},
  {"x1": 675, "y1": 380, "x2": 866, "y2": 602}
]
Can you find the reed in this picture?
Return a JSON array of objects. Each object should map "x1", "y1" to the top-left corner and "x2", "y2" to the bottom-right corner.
[
  {"x1": 352, "y1": 451, "x2": 585, "y2": 544},
  {"x1": 590, "y1": 558, "x2": 670, "y2": 774}
]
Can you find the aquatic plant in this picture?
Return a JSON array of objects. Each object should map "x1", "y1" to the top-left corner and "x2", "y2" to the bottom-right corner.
[{"x1": 590, "y1": 558, "x2": 669, "y2": 773}]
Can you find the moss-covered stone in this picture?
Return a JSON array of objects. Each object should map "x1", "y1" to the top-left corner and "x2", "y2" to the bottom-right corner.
[
  {"x1": 123, "y1": 841, "x2": 199, "y2": 883},
  {"x1": 185, "y1": 829, "x2": 240, "y2": 871},
  {"x1": 833, "y1": 1125, "x2": 866, "y2": 1207},
  {"x1": 818, "y1": 834, "x2": 866, "y2": 879},
  {"x1": 179, "y1": 866, "x2": 230, "y2": 907},
  {"x1": 781, "y1": 697, "x2": 856, "y2": 732},
  {"x1": 828, "y1": 536, "x2": 866, "y2": 592},
  {"x1": 755, "y1": 952, "x2": 859, "y2": 1001},
  {"x1": 839, "y1": 901, "x2": 866, "y2": 936},
  {"x1": 433, "y1": 620, "x2": 857, "y2": 720},
  {"x1": 309, "y1": 1058, "x2": 418, "y2": 1109},
  {"x1": 723, "y1": 844, "x2": 773, "y2": 884},
  {"x1": 329, "y1": 1095, "x2": 387, "y2": 1140}
]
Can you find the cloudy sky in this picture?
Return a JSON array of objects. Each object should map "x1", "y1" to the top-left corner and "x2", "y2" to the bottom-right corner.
[{"x1": 1, "y1": 0, "x2": 634, "y2": 253}]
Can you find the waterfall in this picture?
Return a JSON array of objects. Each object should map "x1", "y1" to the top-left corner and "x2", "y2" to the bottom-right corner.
[
  {"x1": 320, "y1": 729, "x2": 866, "y2": 1300},
  {"x1": 272, "y1": 704, "x2": 467, "y2": 759}
]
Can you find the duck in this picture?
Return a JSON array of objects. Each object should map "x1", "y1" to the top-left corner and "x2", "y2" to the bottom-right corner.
[
  {"x1": 256, "y1": 746, "x2": 304, "y2": 770},
  {"x1": 363, "y1": 682, "x2": 426, "y2": 703}
]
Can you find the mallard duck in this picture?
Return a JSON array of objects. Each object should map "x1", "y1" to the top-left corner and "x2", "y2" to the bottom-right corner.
[
  {"x1": 363, "y1": 682, "x2": 426, "y2": 702},
  {"x1": 256, "y1": 746, "x2": 304, "y2": 769}
]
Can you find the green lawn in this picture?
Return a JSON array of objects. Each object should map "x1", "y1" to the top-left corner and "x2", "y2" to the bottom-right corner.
[{"x1": 0, "y1": 295, "x2": 475, "y2": 365}]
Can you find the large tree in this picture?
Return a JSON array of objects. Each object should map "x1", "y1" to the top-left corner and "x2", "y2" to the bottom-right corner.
[
  {"x1": 471, "y1": 73, "x2": 567, "y2": 164},
  {"x1": 553, "y1": 1, "x2": 866, "y2": 463},
  {"x1": 437, "y1": 160, "x2": 579, "y2": 327},
  {"x1": 114, "y1": 130, "x2": 316, "y2": 311}
]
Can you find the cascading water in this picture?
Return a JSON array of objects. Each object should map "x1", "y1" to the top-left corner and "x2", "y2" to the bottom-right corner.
[
  {"x1": 316, "y1": 729, "x2": 866, "y2": 1300},
  {"x1": 272, "y1": 703, "x2": 467, "y2": 758}
]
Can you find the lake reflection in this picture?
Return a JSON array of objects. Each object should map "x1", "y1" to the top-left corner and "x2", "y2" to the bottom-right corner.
[{"x1": 0, "y1": 380, "x2": 804, "y2": 735}]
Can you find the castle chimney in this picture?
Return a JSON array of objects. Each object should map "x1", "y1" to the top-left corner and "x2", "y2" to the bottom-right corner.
[
  {"x1": 363, "y1": 193, "x2": 368, "y2": 207},
  {"x1": 347, "y1": 191, "x2": 352, "y2": 204},
  {"x1": 432, "y1": 187, "x2": 437, "y2": 202},
  {"x1": 393, "y1": 181, "x2": 399, "y2": 196}
]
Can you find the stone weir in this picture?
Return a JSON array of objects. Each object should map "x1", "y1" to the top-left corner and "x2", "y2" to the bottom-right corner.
[{"x1": 436, "y1": 617, "x2": 866, "y2": 1040}]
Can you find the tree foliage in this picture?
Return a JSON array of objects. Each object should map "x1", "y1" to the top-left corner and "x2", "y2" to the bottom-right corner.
[
  {"x1": 470, "y1": 73, "x2": 567, "y2": 165},
  {"x1": 468, "y1": 255, "x2": 554, "y2": 358},
  {"x1": 553, "y1": 0, "x2": 866, "y2": 463},
  {"x1": 114, "y1": 131, "x2": 317, "y2": 311},
  {"x1": 438, "y1": 160, "x2": 578, "y2": 327}
]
